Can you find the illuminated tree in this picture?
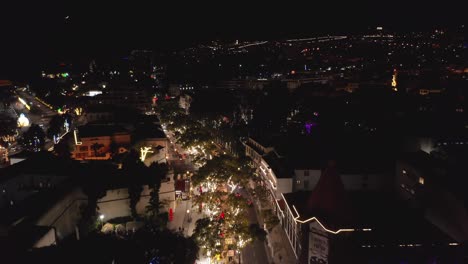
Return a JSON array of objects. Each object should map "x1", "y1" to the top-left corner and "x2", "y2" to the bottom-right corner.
[
  {"x1": 128, "y1": 184, "x2": 143, "y2": 219},
  {"x1": 192, "y1": 155, "x2": 252, "y2": 188},
  {"x1": 146, "y1": 162, "x2": 169, "y2": 227},
  {"x1": 192, "y1": 217, "x2": 224, "y2": 257}
]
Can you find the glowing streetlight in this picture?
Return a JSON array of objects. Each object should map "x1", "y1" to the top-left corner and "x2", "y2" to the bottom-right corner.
[{"x1": 17, "y1": 113, "x2": 30, "y2": 127}]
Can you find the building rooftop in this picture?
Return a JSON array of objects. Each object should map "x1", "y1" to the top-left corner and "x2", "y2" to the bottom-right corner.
[
  {"x1": 133, "y1": 123, "x2": 166, "y2": 141},
  {"x1": 283, "y1": 164, "x2": 352, "y2": 230},
  {"x1": 262, "y1": 151, "x2": 293, "y2": 178},
  {"x1": 283, "y1": 189, "x2": 455, "y2": 243},
  {"x1": 0, "y1": 152, "x2": 75, "y2": 184},
  {"x1": 77, "y1": 124, "x2": 129, "y2": 138}
]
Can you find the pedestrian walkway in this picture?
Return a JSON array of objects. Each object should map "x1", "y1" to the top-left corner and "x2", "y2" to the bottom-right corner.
[
  {"x1": 167, "y1": 199, "x2": 189, "y2": 233},
  {"x1": 252, "y1": 196, "x2": 296, "y2": 264},
  {"x1": 266, "y1": 225, "x2": 296, "y2": 264},
  {"x1": 167, "y1": 198, "x2": 206, "y2": 238}
]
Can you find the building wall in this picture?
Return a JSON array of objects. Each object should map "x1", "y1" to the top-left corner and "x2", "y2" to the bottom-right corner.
[
  {"x1": 97, "y1": 188, "x2": 132, "y2": 219},
  {"x1": 33, "y1": 180, "x2": 175, "y2": 243},
  {"x1": 308, "y1": 221, "x2": 329, "y2": 263},
  {"x1": 33, "y1": 228, "x2": 57, "y2": 248},
  {"x1": 35, "y1": 188, "x2": 87, "y2": 241},
  {"x1": 277, "y1": 178, "x2": 293, "y2": 196},
  {"x1": 113, "y1": 134, "x2": 131, "y2": 145},
  {"x1": 293, "y1": 169, "x2": 321, "y2": 191},
  {"x1": 395, "y1": 161, "x2": 421, "y2": 201},
  {"x1": 341, "y1": 172, "x2": 390, "y2": 191},
  {"x1": 72, "y1": 133, "x2": 131, "y2": 160},
  {"x1": 89, "y1": 89, "x2": 151, "y2": 112},
  {"x1": 97, "y1": 182, "x2": 176, "y2": 221},
  {"x1": 0, "y1": 173, "x2": 69, "y2": 209},
  {"x1": 396, "y1": 160, "x2": 468, "y2": 241},
  {"x1": 73, "y1": 136, "x2": 112, "y2": 159}
]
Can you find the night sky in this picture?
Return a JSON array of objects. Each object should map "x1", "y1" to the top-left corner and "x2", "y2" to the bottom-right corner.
[{"x1": 0, "y1": 1, "x2": 464, "y2": 80}]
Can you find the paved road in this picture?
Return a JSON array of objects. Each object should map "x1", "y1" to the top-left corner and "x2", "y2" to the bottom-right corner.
[
  {"x1": 240, "y1": 189, "x2": 270, "y2": 264},
  {"x1": 9, "y1": 90, "x2": 58, "y2": 154}
]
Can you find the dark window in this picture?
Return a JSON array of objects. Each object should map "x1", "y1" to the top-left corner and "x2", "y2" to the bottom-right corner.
[
  {"x1": 304, "y1": 180, "x2": 309, "y2": 189},
  {"x1": 304, "y1": 170, "x2": 309, "y2": 176}
]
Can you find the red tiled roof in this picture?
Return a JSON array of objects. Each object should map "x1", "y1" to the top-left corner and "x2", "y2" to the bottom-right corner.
[
  {"x1": 306, "y1": 161, "x2": 348, "y2": 218},
  {"x1": 286, "y1": 161, "x2": 353, "y2": 230}
]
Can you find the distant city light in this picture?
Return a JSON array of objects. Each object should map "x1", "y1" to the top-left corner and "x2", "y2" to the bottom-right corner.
[
  {"x1": 391, "y1": 69, "x2": 397, "y2": 91},
  {"x1": 418, "y1": 177, "x2": 425, "y2": 185},
  {"x1": 85, "y1": 90, "x2": 103, "y2": 97}
]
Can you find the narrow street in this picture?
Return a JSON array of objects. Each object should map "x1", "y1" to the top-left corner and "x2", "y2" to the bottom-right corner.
[
  {"x1": 165, "y1": 129, "x2": 194, "y2": 173},
  {"x1": 239, "y1": 188, "x2": 270, "y2": 264},
  {"x1": 164, "y1": 126, "x2": 271, "y2": 263}
]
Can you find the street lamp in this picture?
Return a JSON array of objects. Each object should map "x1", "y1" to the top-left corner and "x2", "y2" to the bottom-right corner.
[
  {"x1": 99, "y1": 214, "x2": 105, "y2": 230},
  {"x1": 187, "y1": 209, "x2": 192, "y2": 223}
]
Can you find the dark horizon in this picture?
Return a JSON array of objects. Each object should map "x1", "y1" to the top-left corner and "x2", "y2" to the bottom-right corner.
[{"x1": 0, "y1": 2, "x2": 465, "y2": 80}]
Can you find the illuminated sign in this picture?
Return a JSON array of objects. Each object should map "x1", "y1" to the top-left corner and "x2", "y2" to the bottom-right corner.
[
  {"x1": 74, "y1": 129, "x2": 82, "y2": 145},
  {"x1": 140, "y1": 146, "x2": 154, "y2": 161}
]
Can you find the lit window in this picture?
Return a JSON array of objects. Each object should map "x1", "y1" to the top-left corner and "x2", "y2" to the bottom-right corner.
[
  {"x1": 296, "y1": 180, "x2": 301, "y2": 185},
  {"x1": 419, "y1": 177, "x2": 425, "y2": 185},
  {"x1": 402, "y1": 170, "x2": 407, "y2": 174}
]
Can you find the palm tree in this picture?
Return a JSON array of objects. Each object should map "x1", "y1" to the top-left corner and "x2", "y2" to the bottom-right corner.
[{"x1": 91, "y1": 143, "x2": 104, "y2": 157}]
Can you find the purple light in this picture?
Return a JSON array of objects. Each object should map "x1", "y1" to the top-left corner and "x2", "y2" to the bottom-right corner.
[{"x1": 305, "y1": 122, "x2": 317, "y2": 134}]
